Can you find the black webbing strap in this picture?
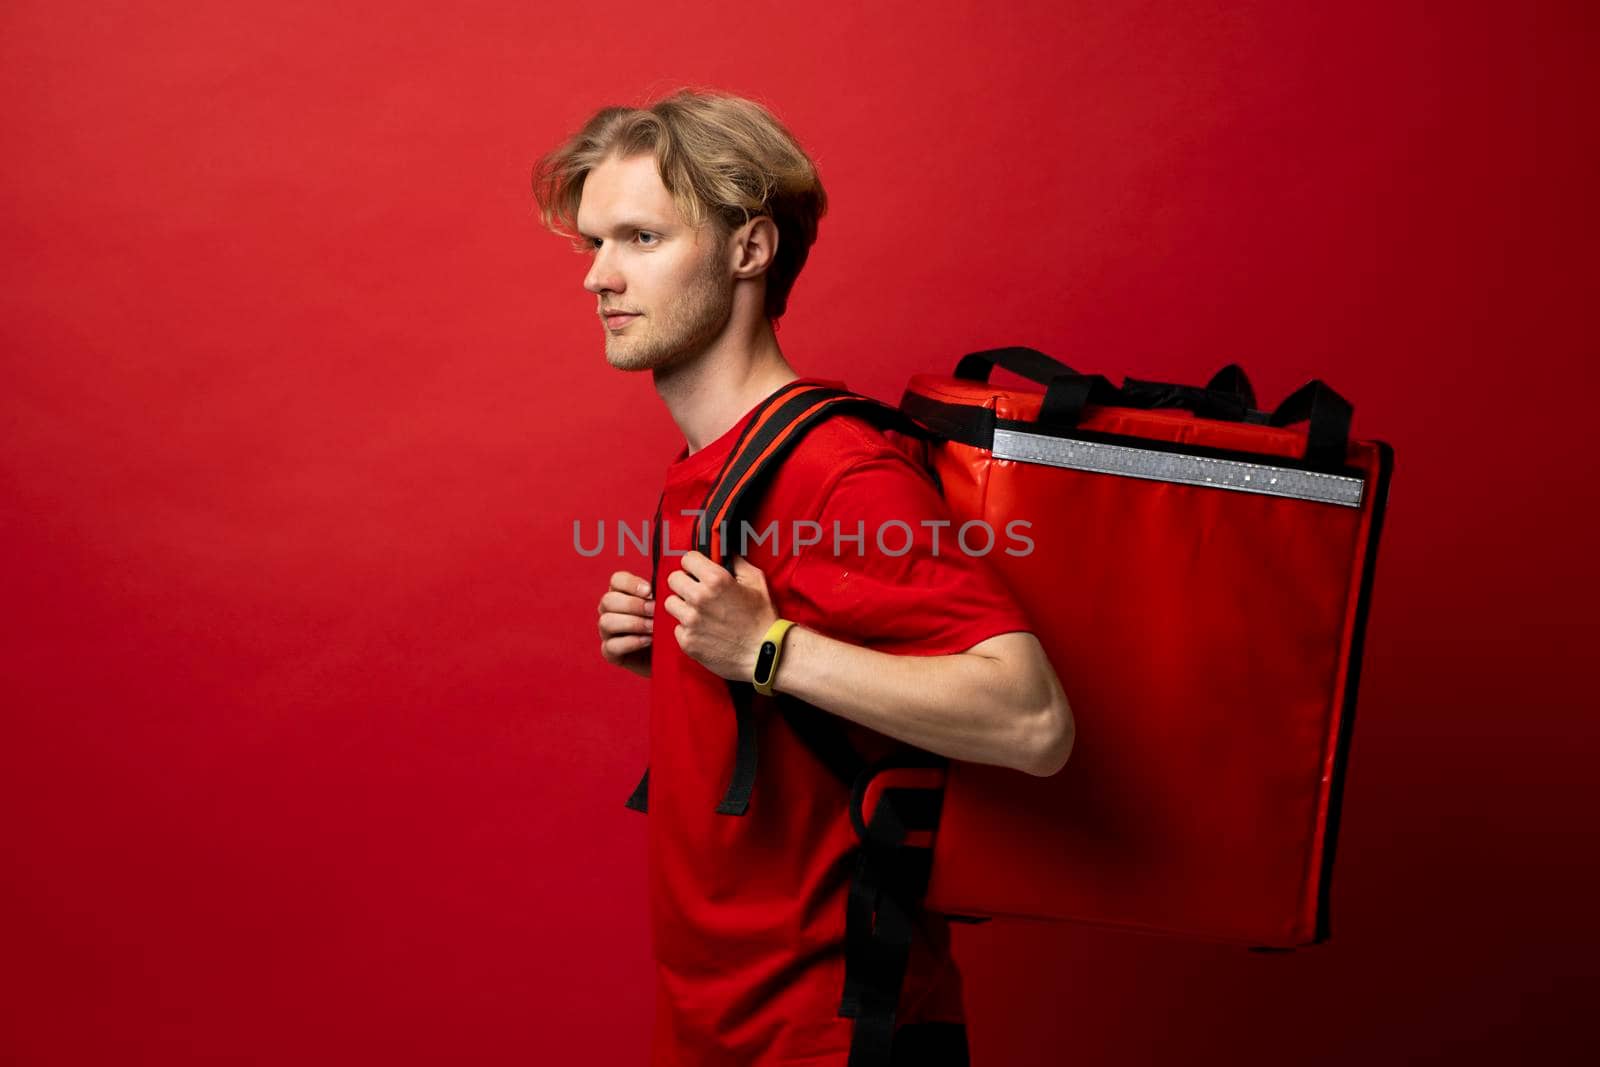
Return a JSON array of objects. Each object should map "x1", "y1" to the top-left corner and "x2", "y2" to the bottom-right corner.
[
  {"x1": 1120, "y1": 362, "x2": 1265, "y2": 423},
  {"x1": 698, "y1": 380, "x2": 825, "y2": 553},
  {"x1": 626, "y1": 382, "x2": 930, "y2": 817},
  {"x1": 699, "y1": 384, "x2": 852, "y2": 815},
  {"x1": 1036, "y1": 371, "x2": 1122, "y2": 431},
  {"x1": 953, "y1": 345, "x2": 1079, "y2": 385},
  {"x1": 627, "y1": 384, "x2": 826, "y2": 814},
  {"x1": 839, "y1": 757, "x2": 948, "y2": 1067},
  {"x1": 1205, "y1": 363, "x2": 1259, "y2": 409},
  {"x1": 695, "y1": 387, "x2": 935, "y2": 564},
  {"x1": 1269, "y1": 378, "x2": 1354, "y2": 470},
  {"x1": 713, "y1": 679, "x2": 760, "y2": 815},
  {"x1": 691, "y1": 386, "x2": 935, "y2": 817},
  {"x1": 622, "y1": 381, "x2": 956, "y2": 1064}
]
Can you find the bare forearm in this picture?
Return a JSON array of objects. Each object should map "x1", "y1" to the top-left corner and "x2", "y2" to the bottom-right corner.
[{"x1": 770, "y1": 624, "x2": 1053, "y2": 774}]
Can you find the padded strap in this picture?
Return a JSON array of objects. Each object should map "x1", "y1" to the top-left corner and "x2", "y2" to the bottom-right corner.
[
  {"x1": 630, "y1": 383, "x2": 923, "y2": 818},
  {"x1": 693, "y1": 387, "x2": 935, "y2": 816},
  {"x1": 629, "y1": 382, "x2": 942, "y2": 822},
  {"x1": 699, "y1": 380, "x2": 823, "y2": 549},
  {"x1": 696, "y1": 387, "x2": 935, "y2": 564}
]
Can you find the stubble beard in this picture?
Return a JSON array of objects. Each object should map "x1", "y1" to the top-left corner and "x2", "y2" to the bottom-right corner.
[{"x1": 604, "y1": 246, "x2": 733, "y2": 373}]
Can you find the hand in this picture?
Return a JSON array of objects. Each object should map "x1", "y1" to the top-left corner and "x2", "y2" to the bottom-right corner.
[
  {"x1": 662, "y1": 552, "x2": 778, "y2": 682},
  {"x1": 597, "y1": 569, "x2": 654, "y2": 680}
]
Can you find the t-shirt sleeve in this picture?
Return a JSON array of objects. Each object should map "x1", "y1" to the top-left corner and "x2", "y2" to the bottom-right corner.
[{"x1": 780, "y1": 446, "x2": 1035, "y2": 657}]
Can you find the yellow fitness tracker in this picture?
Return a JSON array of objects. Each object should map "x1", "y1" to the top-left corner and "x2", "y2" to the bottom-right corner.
[{"x1": 752, "y1": 618, "x2": 797, "y2": 696}]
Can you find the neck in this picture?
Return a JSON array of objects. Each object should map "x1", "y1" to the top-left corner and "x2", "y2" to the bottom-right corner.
[{"x1": 653, "y1": 316, "x2": 799, "y2": 456}]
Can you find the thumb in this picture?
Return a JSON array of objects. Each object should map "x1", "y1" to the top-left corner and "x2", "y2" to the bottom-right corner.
[{"x1": 730, "y1": 554, "x2": 763, "y2": 581}]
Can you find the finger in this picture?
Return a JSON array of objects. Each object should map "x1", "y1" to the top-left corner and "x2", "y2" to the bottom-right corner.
[
  {"x1": 602, "y1": 633, "x2": 652, "y2": 662},
  {"x1": 611, "y1": 570, "x2": 652, "y2": 598},
  {"x1": 599, "y1": 590, "x2": 652, "y2": 618},
  {"x1": 730, "y1": 555, "x2": 763, "y2": 582},
  {"x1": 677, "y1": 550, "x2": 720, "y2": 585},
  {"x1": 599, "y1": 611, "x2": 653, "y2": 638},
  {"x1": 600, "y1": 591, "x2": 646, "y2": 616},
  {"x1": 661, "y1": 593, "x2": 692, "y2": 623},
  {"x1": 665, "y1": 567, "x2": 700, "y2": 605}
]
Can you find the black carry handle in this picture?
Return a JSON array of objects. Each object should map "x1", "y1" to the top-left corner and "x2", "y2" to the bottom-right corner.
[
  {"x1": 1037, "y1": 370, "x2": 1123, "y2": 431},
  {"x1": 1120, "y1": 363, "x2": 1263, "y2": 423},
  {"x1": 1206, "y1": 364, "x2": 1257, "y2": 407},
  {"x1": 953, "y1": 346, "x2": 1121, "y2": 432},
  {"x1": 1269, "y1": 379, "x2": 1353, "y2": 469},
  {"x1": 954, "y1": 346, "x2": 1080, "y2": 385}
]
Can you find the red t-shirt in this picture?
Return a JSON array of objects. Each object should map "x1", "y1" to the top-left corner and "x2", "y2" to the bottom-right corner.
[{"x1": 646, "y1": 377, "x2": 1034, "y2": 1066}]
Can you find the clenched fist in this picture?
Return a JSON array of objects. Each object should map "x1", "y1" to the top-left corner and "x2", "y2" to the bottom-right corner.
[
  {"x1": 598, "y1": 570, "x2": 655, "y2": 680},
  {"x1": 662, "y1": 552, "x2": 779, "y2": 682}
]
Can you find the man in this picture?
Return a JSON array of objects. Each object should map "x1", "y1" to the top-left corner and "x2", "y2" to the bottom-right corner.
[{"x1": 534, "y1": 89, "x2": 1073, "y2": 1067}]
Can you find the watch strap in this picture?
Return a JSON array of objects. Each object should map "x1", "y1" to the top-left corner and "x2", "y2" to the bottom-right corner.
[{"x1": 752, "y1": 618, "x2": 797, "y2": 696}]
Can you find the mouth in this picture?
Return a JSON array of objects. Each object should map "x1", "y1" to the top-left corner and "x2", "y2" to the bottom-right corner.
[{"x1": 602, "y1": 312, "x2": 641, "y2": 331}]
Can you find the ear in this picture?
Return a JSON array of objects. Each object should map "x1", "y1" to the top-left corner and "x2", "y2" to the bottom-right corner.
[{"x1": 730, "y1": 216, "x2": 779, "y2": 280}]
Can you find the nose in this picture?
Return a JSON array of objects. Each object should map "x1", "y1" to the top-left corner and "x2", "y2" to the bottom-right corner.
[{"x1": 583, "y1": 243, "x2": 623, "y2": 296}]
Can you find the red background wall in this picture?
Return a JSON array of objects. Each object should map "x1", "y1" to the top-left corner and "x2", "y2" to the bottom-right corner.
[{"x1": 3, "y1": 2, "x2": 1593, "y2": 1063}]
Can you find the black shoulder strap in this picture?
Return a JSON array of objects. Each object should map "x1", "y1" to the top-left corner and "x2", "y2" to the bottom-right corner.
[
  {"x1": 696, "y1": 385, "x2": 960, "y2": 1065},
  {"x1": 695, "y1": 385, "x2": 934, "y2": 816},
  {"x1": 695, "y1": 385, "x2": 935, "y2": 565},
  {"x1": 624, "y1": 383, "x2": 932, "y2": 815},
  {"x1": 623, "y1": 382, "x2": 956, "y2": 1066}
]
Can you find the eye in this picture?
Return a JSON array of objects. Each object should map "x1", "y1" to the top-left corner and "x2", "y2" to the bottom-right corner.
[{"x1": 636, "y1": 231, "x2": 659, "y2": 246}]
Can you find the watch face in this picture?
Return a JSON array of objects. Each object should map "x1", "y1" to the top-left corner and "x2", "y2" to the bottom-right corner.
[{"x1": 754, "y1": 640, "x2": 778, "y2": 682}]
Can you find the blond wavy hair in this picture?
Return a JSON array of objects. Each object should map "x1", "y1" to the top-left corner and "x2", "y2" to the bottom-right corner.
[{"x1": 532, "y1": 89, "x2": 827, "y2": 321}]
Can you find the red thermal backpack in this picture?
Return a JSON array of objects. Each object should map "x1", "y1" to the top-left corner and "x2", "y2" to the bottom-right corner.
[{"x1": 625, "y1": 347, "x2": 1395, "y2": 1067}]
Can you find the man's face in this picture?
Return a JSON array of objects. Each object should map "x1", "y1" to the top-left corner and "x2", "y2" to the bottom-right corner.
[{"x1": 576, "y1": 153, "x2": 732, "y2": 372}]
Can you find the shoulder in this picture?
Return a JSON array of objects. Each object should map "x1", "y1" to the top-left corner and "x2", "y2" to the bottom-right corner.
[
  {"x1": 789, "y1": 411, "x2": 909, "y2": 468},
  {"x1": 762, "y1": 412, "x2": 934, "y2": 518}
]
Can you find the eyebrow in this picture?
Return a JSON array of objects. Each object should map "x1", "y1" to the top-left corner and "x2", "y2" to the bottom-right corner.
[{"x1": 575, "y1": 219, "x2": 670, "y2": 240}]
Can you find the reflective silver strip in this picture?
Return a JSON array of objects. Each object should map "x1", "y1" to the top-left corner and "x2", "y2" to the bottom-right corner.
[{"x1": 989, "y1": 428, "x2": 1365, "y2": 507}]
